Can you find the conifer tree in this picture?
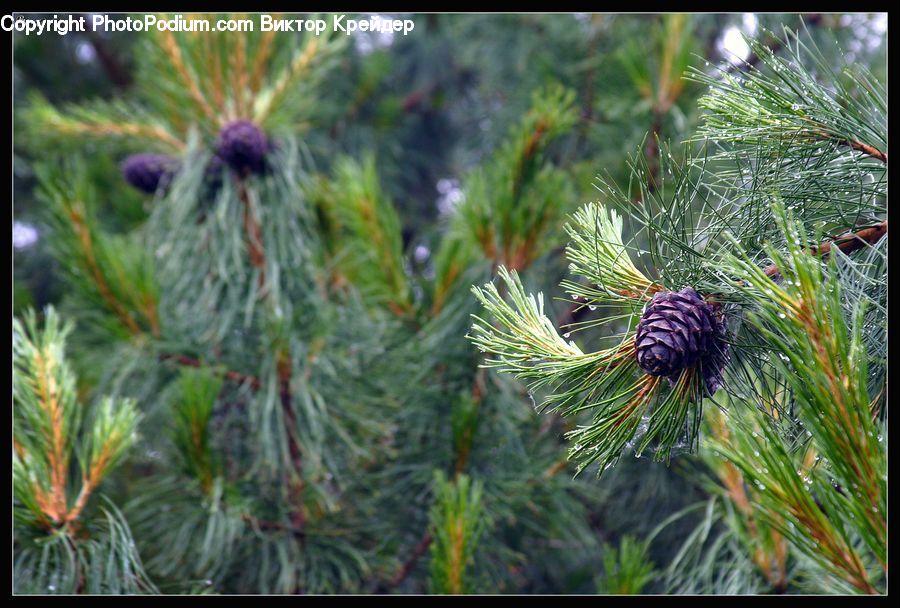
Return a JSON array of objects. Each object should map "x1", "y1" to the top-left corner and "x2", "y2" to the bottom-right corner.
[
  {"x1": 14, "y1": 13, "x2": 886, "y2": 596},
  {"x1": 470, "y1": 26, "x2": 886, "y2": 594}
]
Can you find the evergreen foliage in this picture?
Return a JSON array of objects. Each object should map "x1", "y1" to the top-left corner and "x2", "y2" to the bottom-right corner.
[
  {"x1": 469, "y1": 25, "x2": 886, "y2": 595},
  {"x1": 13, "y1": 13, "x2": 886, "y2": 595}
]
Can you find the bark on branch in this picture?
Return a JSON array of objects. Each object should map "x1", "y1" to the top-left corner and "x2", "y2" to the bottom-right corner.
[
  {"x1": 763, "y1": 220, "x2": 887, "y2": 279},
  {"x1": 386, "y1": 532, "x2": 434, "y2": 590},
  {"x1": 159, "y1": 353, "x2": 262, "y2": 390}
]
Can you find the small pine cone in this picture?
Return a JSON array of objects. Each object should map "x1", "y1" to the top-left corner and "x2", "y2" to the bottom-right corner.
[
  {"x1": 216, "y1": 120, "x2": 269, "y2": 176},
  {"x1": 635, "y1": 288, "x2": 727, "y2": 395},
  {"x1": 121, "y1": 153, "x2": 179, "y2": 194}
]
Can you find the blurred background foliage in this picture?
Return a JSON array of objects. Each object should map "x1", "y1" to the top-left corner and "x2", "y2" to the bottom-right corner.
[
  {"x1": 12, "y1": 12, "x2": 886, "y2": 595},
  {"x1": 14, "y1": 13, "x2": 887, "y2": 315}
]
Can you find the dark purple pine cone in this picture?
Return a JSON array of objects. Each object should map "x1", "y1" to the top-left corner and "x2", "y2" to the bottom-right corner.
[
  {"x1": 635, "y1": 288, "x2": 728, "y2": 396},
  {"x1": 121, "y1": 153, "x2": 180, "y2": 194},
  {"x1": 216, "y1": 119, "x2": 269, "y2": 176}
]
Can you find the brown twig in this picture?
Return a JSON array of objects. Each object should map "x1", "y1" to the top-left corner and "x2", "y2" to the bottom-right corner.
[
  {"x1": 235, "y1": 176, "x2": 268, "y2": 293},
  {"x1": 84, "y1": 29, "x2": 133, "y2": 89},
  {"x1": 762, "y1": 221, "x2": 887, "y2": 279},
  {"x1": 240, "y1": 512, "x2": 304, "y2": 538},
  {"x1": 387, "y1": 532, "x2": 434, "y2": 589},
  {"x1": 838, "y1": 138, "x2": 887, "y2": 164},
  {"x1": 557, "y1": 222, "x2": 886, "y2": 328},
  {"x1": 278, "y1": 351, "x2": 306, "y2": 531},
  {"x1": 234, "y1": 176, "x2": 304, "y2": 534},
  {"x1": 158, "y1": 353, "x2": 261, "y2": 390}
]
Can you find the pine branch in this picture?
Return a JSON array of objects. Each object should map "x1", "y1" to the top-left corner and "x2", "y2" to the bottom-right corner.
[
  {"x1": 836, "y1": 138, "x2": 887, "y2": 164},
  {"x1": 232, "y1": 18, "x2": 250, "y2": 119},
  {"x1": 706, "y1": 409, "x2": 788, "y2": 591},
  {"x1": 718, "y1": 210, "x2": 885, "y2": 592},
  {"x1": 278, "y1": 351, "x2": 306, "y2": 531},
  {"x1": 66, "y1": 203, "x2": 144, "y2": 337},
  {"x1": 387, "y1": 531, "x2": 434, "y2": 589},
  {"x1": 235, "y1": 176, "x2": 268, "y2": 294},
  {"x1": 157, "y1": 28, "x2": 218, "y2": 125},
  {"x1": 33, "y1": 344, "x2": 71, "y2": 522},
  {"x1": 234, "y1": 176, "x2": 306, "y2": 533},
  {"x1": 159, "y1": 353, "x2": 262, "y2": 390},
  {"x1": 645, "y1": 113, "x2": 664, "y2": 193},
  {"x1": 249, "y1": 26, "x2": 278, "y2": 94},
  {"x1": 762, "y1": 221, "x2": 887, "y2": 279},
  {"x1": 722, "y1": 14, "x2": 822, "y2": 74},
  {"x1": 240, "y1": 512, "x2": 305, "y2": 538},
  {"x1": 254, "y1": 35, "x2": 322, "y2": 124}
]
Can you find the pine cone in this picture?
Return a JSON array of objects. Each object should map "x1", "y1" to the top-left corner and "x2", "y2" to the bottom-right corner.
[
  {"x1": 121, "y1": 153, "x2": 179, "y2": 194},
  {"x1": 635, "y1": 288, "x2": 727, "y2": 395},
  {"x1": 216, "y1": 120, "x2": 269, "y2": 176}
]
